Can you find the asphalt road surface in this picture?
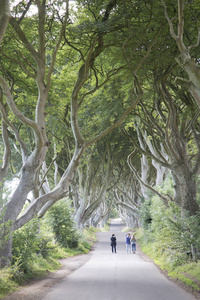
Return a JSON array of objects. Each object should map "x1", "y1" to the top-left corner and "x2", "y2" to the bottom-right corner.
[{"x1": 41, "y1": 219, "x2": 196, "y2": 300}]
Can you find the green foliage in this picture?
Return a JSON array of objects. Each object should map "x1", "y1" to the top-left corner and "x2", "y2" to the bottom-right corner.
[
  {"x1": 102, "y1": 223, "x2": 110, "y2": 232},
  {"x1": 0, "y1": 268, "x2": 18, "y2": 298},
  {"x1": 109, "y1": 209, "x2": 119, "y2": 219},
  {"x1": 0, "y1": 210, "x2": 13, "y2": 256},
  {"x1": 0, "y1": 215, "x2": 96, "y2": 297},
  {"x1": 139, "y1": 198, "x2": 152, "y2": 230},
  {"x1": 139, "y1": 178, "x2": 200, "y2": 274},
  {"x1": 138, "y1": 197, "x2": 200, "y2": 291},
  {"x1": 83, "y1": 226, "x2": 97, "y2": 243},
  {"x1": 12, "y1": 218, "x2": 39, "y2": 272},
  {"x1": 47, "y1": 200, "x2": 80, "y2": 249},
  {"x1": 12, "y1": 218, "x2": 55, "y2": 273},
  {"x1": 75, "y1": 227, "x2": 96, "y2": 253},
  {"x1": 168, "y1": 261, "x2": 200, "y2": 291}
]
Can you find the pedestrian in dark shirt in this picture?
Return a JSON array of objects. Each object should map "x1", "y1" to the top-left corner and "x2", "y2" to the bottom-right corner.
[{"x1": 110, "y1": 234, "x2": 117, "y2": 253}]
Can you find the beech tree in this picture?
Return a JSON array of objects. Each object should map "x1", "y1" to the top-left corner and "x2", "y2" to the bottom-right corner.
[
  {"x1": 126, "y1": 78, "x2": 200, "y2": 215},
  {"x1": 72, "y1": 130, "x2": 130, "y2": 228},
  {"x1": 0, "y1": 0, "x2": 10, "y2": 203},
  {"x1": 0, "y1": 0, "x2": 144, "y2": 267},
  {"x1": 114, "y1": 176, "x2": 140, "y2": 228},
  {"x1": 1, "y1": 0, "x2": 199, "y2": 268},
  {"x1": 0, "y1": 0, "x2": 10, "y2": 44},
  {"x1": 162, "y1": 0, "x2": 200, "y2": 107}
]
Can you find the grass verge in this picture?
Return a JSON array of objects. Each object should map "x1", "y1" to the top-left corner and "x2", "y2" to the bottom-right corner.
[
  {"x1": 0, "y1": 227, "x2": 97, "y2": 299},
  {"x1": 136, "y1": 228, "x2": 200, "y2": 293}
]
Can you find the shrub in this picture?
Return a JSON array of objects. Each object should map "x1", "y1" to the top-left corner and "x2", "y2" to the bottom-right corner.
[
  {"x1": 12, "y1": 218, "x2": 40, "y2": 273},
  {"x1": 47, "y1": 200, "x2": 80, "y2": 249},
  {"x1": 0, "y1": 268, "x2": 18, "y2": 297},
  {"x1": 139, "y1": 177, "x2": 200, "y2": 268},
  {"x1": 12, "y1": 218, "x2": 56, "y2": 273}
]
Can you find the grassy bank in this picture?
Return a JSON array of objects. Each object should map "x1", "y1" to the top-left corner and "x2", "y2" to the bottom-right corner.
[
  {"x1": 0, "y1": 226, "x2": 97, "y2": 299},
  {"x1": 137, "y1": 228, "x2": 200, "y2": 293}
]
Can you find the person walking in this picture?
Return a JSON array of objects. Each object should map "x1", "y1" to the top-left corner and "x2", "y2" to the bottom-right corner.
[
  {"x1": 131, "y1": 234, "x2": 136, "y2": 253},
  {"x1": 126, "y1": 233, "x2": 131, "y2": 254},
  {"x1": 110, "y1": 234, "x2": 117, "y2": 253}
]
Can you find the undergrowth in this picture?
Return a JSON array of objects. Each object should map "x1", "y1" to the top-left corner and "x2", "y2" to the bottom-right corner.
[
  {"x1": 0, "y1": 205, "x2": 97, "y2": 298},
  {"x1": 137, "y1": 179, "x2": 200, "y2": 293},
  {"x1": 138, "y1": 230, "x2": 200, "y2": 292}
]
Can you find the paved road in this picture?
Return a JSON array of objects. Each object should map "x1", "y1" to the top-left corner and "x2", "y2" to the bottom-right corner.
[{"x1": 42, "y1": 219, "x2": 196, "y2": 300}]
